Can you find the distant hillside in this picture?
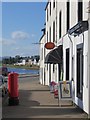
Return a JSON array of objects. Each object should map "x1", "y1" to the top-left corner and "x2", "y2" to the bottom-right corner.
[
  {"x1": 2, "y1": 56, "x2": 10, "y2": 59},
  {"x1": 0, "y1": 56, "x2": 11, "y2": 61}
]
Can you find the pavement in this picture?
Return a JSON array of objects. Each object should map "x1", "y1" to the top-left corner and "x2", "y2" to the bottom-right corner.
[{"x1": 2, "y1": 75, "x2": 89, "y2": 119}]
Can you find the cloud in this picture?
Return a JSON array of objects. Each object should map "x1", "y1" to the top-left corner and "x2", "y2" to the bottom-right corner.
[
  {"x1": 0, "y1": 38, "x2": 16, "y2": 45},
  {"x1": 11, "y1": 31, "x2": 29, "y2": 40},
  {"x1": 12, "y1": 45, "x2": 39, "y2": 56},
  {"x1": 13, "y1": 47, "x2": 20, "y2": 50}
]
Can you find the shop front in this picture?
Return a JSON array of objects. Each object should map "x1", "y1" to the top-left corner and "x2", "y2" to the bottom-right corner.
[
  {"x1": 61, "y1": 20, "x2": 89, "y2": 115},
  {"x1": 45, "y1": 45, "x2": 63, "y2": 84}
]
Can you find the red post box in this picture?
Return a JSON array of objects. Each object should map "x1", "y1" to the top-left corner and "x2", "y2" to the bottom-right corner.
[{"x1": 8, "y1": 72, "x2": 19, "y2": 105}]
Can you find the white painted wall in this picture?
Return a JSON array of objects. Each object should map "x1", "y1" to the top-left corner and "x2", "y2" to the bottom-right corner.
[
  {"x1": 62, "y1": 26, "x2": 89, "y2": 114},
  {"x1": 41, "y1": 0, "x2": 90, "y2": 115},
  {"x1": 22, "y1": 60, "x2": 26, "y2": 65},
  {"x1": 57, "y1": 0, "x2": 90, "y2": 114},
  {"x1": 40, "y1": 34, "x2": 46, "y2": 85},
  {"x1": 45, "y1": 0, "x2": 57, "y2": 85}
]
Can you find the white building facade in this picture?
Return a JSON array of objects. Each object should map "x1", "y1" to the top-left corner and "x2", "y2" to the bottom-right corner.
[
  {"x1": 40, "y1": 0, "x2": 90, "y2": 116},
  {"x1": 40, "y1": 29, "x2": 46, "y2": 85}
]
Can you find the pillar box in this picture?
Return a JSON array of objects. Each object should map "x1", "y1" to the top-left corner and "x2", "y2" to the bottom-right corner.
[{"x1": 8, "y1": 72, "x2": 19, "y2": 105}]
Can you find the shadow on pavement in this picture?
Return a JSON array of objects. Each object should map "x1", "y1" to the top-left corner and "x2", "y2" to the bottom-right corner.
[
  {"x1": 19, "y1": 90, "x2": 40, "y2": 106},
  {"x1": 2, "y1": 89, "x2": 88, "y2": 118},
  {"x1": 2, "y1": 89, "x2": 40, "y2": 118}
]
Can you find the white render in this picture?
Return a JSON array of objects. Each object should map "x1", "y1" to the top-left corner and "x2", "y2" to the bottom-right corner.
[
  {"x1": 14, "y1": 59, "x2": 26, "y2": 66},
  {"x1": 39, "y1": 0, "x2": 90, "y2": 116},
  {"x1": 40, "y1": 34, "x2": 46, "y2": 85}
]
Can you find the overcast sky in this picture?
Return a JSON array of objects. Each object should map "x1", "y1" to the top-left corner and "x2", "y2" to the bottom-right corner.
[{"x1": 1, "y1": 2, "x2": 46, "y2": 57}]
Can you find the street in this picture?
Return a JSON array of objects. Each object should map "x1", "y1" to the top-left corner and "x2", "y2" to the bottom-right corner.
[{"x1": 2, "y1": 75, "x2": 88, "y2": 119}]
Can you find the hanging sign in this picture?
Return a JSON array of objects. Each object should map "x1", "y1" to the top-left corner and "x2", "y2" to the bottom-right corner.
[{"x1": 44, "y1": 42, "x2": 55, "y2": 49}]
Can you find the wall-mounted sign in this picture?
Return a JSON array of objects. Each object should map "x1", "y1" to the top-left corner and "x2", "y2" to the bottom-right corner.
[
  {"x1": 68, "y1": 21, "x2": 88, "y2": 37},
  {"x1": 58, "y1": 81, "x2": 72, "y2": 100},
  {"x1": 45, "y1": 42, "x2": 55, "y2": 49}
]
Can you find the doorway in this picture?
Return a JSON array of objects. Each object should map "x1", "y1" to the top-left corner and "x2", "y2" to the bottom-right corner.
[
  {"x1": 49, "y1": 64, "x2": 51, "y2": 83},
  {"x1": 76, "y1": 43, "x2": 83, "y2": 100},
  {"x1": 66, "y1": 48, "x2": 70, "y2": 81}
]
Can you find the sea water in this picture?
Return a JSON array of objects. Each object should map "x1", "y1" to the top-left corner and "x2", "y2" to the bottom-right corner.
[{"x1": 8, "y1": 67, "x2": 39, "y2": 75}]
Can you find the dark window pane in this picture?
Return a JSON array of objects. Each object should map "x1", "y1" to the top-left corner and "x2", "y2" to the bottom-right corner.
[
  {"x1": 67, "y1": 2, "x2": 70, "y2": 31},
  {"x1": 53, "y1": 0, "x2": 55, "y2": 8},
  {"x1": 59, "y1": 11, "x2": 61, "y2": 38},
  {"x1": 49, "y1": 64, "x2": 51, "y2": 83},
  {"x1": 50, "y1": 2, "x2": 51, "y2": 15},
  {"x1": 78, "y1": 1, "x2": 83, "y2": 22},
  {"x1": 53, "y1": 21, "x2": 55, "y2": 42},
  {"x1": 53, "y1": 64, "x2": 55, "y2": 72},
  {"x1": 66, "y1": 48, "x2": 69, "y2": 80},
  {"x1": 49, "y1": 27, "x2": 51, "y2": 42},
  {"x1": 76, "y1": 44, "x2": 83, "y2": 100}
]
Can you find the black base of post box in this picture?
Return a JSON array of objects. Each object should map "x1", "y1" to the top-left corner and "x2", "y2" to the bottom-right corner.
[{"x1": 8, "y1": 97, "x2": 19, "y2": 106}]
